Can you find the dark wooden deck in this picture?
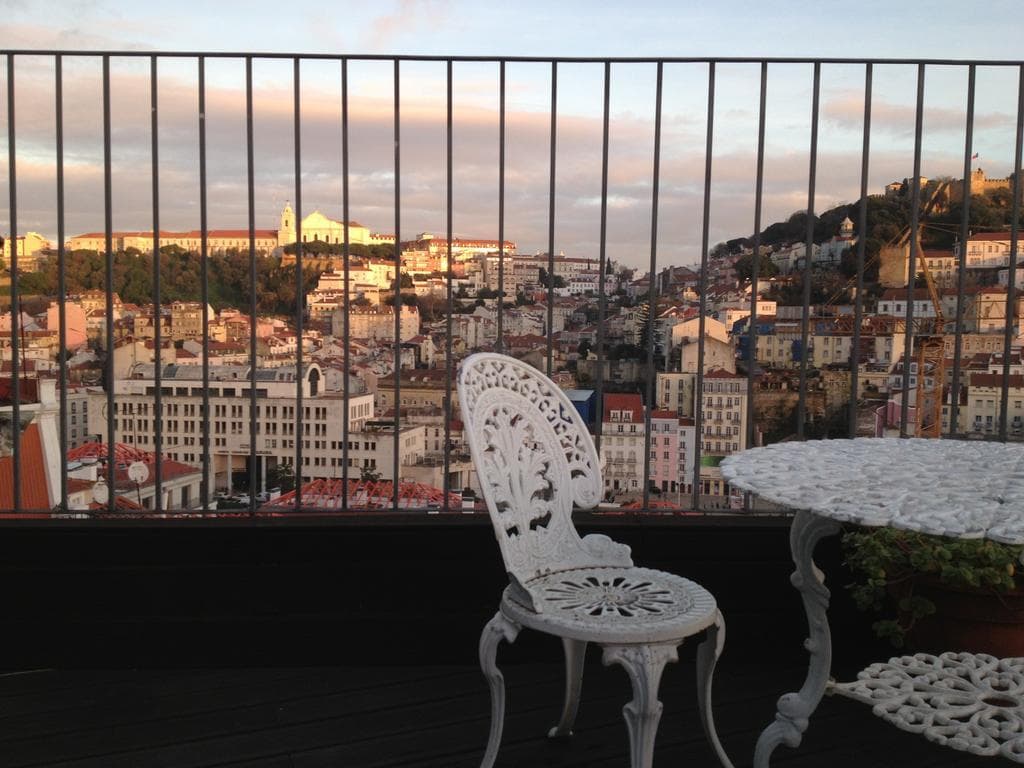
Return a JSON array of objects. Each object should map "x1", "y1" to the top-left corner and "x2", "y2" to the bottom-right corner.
[
  {"x1": 0, "y1": 657, "x2": 992, "y2": 767},
  {"x1": 0, "y1": 520, "x2": 1002, "y2": 767}
]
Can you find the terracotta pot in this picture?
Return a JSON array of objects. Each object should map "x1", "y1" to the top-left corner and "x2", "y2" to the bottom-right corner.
[{"x1": 904, "y1": 582, "x2": 1024, "y2": 658}]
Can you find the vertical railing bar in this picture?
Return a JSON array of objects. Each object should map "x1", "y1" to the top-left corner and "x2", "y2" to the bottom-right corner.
[
  {"x1": 692, "y1": 62, "x2": 715, "y2": 512},
  {"x1": 443, "y1": 59, "x2": 453, "y2": 511},
  {"x1": 103, "y1": 54, "x2": 115, "y2": 514},
  {"x1": 245, "y1": 56, "x2": 257, "y2": 515},
  {"x1": 641, "y1": 62, "x2": 663, "y2": 514},
  {"x1": 797, "y1": 62, "x2": 820, "y2": 440},
  {"x1": 293, "y1": 56, "x2": 304, "y2": 511},
  {"x1": 900, "y1": 63, "x2": 926, "y2": 438},
  {"x1": 546, "y1": 62, "x2": 557, "y2": 376},
  {"x1": 746, "y1": 62, "x2": 767, "y2": 450},
  {"x1": 6, "y1": 53, "x2": 20, "y2": 514},
  {"x1": 849, "y1": 63, "x2": 873, "y2": 438},
  {"x1": 56, "y1": 54, "x2": 68, "y2": 512},
  {"x1": 594, "y1": 61, "x2": 611, "y2": 455},
  {"x1": 198, "y1": 56, "x2": 210, "y2": 511},
  {"x1": 951, "y1": 64, "x2": 976, "y2": 438},
  {"x1": 393, "y1": 58, "x2": 401, "y2": 511},
  {"x1": 341, "y1": 57, "x2": 350, "y2": 509},
  {"x1": 496, "y1": 60, "x2": 505, "y2": 352},
  {"x1": 1001, "y1": 65, "x2": 1024, "y2": 442},
  {"x1": 151, "y1": 54, "x2": 163, "y2": 514}
]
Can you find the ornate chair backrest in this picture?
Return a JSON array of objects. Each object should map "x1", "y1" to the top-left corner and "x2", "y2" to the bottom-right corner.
[{"x1": 459, "y1": 353, "x2": 627, "y2": 594}]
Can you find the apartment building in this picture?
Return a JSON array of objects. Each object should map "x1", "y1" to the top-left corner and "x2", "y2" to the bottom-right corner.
[
  {"x1": 953, "y1": 372, "x2": 1024, "y2": 436},
  {"x1": 599, "y1": 393, "x2": 645, "y2": 495},
  {"x1": 331, "y1": 305, "x2": 421, "y2": 342},
  {"x1": 699, "y1": 369, "x2": 748, "y2": 458},
  {"x1": 698, "y1": 368, "x2": 748, "y2": 504},
  {"x1": 656, "y1": 372, "x2": 696, "y2": 418},
  {"x1": 649, "y1": 410, "x2": 682, "y2": 494},
  {"x1": 88, "y1": 363, "x2": 390, "y2": 492}
]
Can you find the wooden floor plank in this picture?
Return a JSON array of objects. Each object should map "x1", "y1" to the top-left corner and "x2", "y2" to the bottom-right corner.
[
  {"x1": 0, "y1": 666, "x2": 459, "y2": 743},
  {"x1": 0, "y1": 663, "x2": 1000, "y2": 768}
]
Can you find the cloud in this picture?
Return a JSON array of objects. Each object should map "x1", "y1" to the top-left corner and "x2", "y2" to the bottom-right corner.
[
  {"x1": 368, "y1": 0, "x2": 452, "y2": 52},
  {"x1": 1, "y1": 55, "x2": 1008, "y2": 272},
  {"x1": 822, "y1": 91, "x2": 1014, "y2": 138}
]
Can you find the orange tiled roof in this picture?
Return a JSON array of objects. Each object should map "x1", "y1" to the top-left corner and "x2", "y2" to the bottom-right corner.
[
  {"x1": 263, "y1": 478, "x2": 461, "y2": 511},
  {"x1": 67, "y1": 442, "x2": 200, "y2": 490},
  {"x1": 0, "y1": 423, "x2": 51, "y2": 510}
]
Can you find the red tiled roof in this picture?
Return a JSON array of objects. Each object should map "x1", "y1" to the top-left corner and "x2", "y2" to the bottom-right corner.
[
  {"x1": 603, "y1": 393, "x2": 643, "y2": 423},
  {"x1": 67, "y1": 442, "x2": 200, "y2": 489},
  {"x1": 650, "y1": 410, "x2": 677, "y2": 419},
  {"x1": 0, "y1": 423, "x2": 51, "y2": 511},
  {"x1": 618, "y1": 500, "x2": 687, "y2": 511},
  {"x1": 90, "y1": 495, "x2": 145, "y2": 511},
  {"x1": 969, "y1": 232, "x2": 1014, "y2": 241},
  {"x1": 970, "y1": 373, "x2": 1024, "y2": 388},
  {"x1": 880, "y1": 288, "x2": 933, "y2": 300},
  {"x1": 71, "y1": 229, "x2": 277, "y2": 240},
  {"x1": 67, "y1": 478, "x2": 94, "y2": 494},
  {"x1": 262, "y1": 478, "x2": 461, "y2": 511}
]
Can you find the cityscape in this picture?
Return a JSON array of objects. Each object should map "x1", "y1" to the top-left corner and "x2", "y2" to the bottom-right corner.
[{"x1": 3, "y1": 161, "x2": 1023, "y2": 515}]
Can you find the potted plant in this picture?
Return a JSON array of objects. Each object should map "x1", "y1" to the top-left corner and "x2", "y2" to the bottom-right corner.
[{"x1": 842, "y1": 526, "x2": 1024, "y2": 655}]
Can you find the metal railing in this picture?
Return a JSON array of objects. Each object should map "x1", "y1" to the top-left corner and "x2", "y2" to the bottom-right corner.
[{"x1": 1, "y1": 52, "x2": 1023, "y2": 518}]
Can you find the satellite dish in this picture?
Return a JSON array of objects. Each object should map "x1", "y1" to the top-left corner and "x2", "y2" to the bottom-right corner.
[
  {"x1": 128, "y1": 461, "x2": 150, "y2": 485},
  {"x1": 92, "y1": 478, "x2": 109, "y2": 505}
]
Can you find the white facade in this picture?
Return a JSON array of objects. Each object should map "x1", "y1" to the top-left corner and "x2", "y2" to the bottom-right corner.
[{"x1": 89, "y1": 363, "x2": 383, "y2": 491}]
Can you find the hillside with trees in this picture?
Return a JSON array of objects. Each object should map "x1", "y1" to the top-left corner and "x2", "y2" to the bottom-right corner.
[{"x1": 16, "y1": 245, "x2": 324, "y2": 316}]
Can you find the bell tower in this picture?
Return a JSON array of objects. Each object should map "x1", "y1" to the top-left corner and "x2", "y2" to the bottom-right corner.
[{"x1": 278, "y1": 201, "x2": 295, "y2": 247}]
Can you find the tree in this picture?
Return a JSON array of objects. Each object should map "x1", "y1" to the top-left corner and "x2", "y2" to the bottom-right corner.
[
  {"x1": 360, "y1": 466, "x2": 382, "y2": 482},
  {"x1": 733, "y1": 252, "x2": 778, "y2": 282},
  {"x1": 609, "y1": 343, "x2": 644, "y2": 360},
  {"x1": 266, "y1": 463, "x2": 296, "y2": 492},
  {"x1": 577, "y1": 340, "x2": 592, "y2": 359},
  {"x1": 839, "y1": 247, "x2": 880, "y2": 282}
]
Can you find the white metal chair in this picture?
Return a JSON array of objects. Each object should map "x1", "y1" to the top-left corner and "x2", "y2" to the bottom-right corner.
[{"x1": 458, "y1": 352, "x2": 733, "y2": 768}]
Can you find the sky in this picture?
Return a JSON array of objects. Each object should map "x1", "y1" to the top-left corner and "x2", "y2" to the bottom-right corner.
[{"x1": 2, "y1": 1, "x2": 1024, "y2": 270}]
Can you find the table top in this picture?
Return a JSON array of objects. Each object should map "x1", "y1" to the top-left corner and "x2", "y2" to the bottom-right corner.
[{"x1": 720, "y1": 438, "x2": 1024, "y2": 544}]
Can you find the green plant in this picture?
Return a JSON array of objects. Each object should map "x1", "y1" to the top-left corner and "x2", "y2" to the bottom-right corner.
[{"x1": 842, "y1": 527, "x2": 1023, "y2": 648}]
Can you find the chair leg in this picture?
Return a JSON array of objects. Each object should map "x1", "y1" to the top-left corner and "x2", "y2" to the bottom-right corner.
[
  {"x1": 602, "y1": 643, "x2": 679, "y2": 768},
  {"x1": 479, "y1": 611, "x2": 521, "y2": 768},
  {"x1": 696, "y1": 611, "x2": 735, "y2": 768},
  {"x1": 548, "y1": 637, "x2": 587, "y2": 738}
]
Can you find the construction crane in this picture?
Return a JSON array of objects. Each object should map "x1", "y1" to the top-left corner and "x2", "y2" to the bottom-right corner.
[
  {"x1": 914, "y1": 251, "x2": 945, "y2": 438},
  {"x1": 826, "y1": 222, "x2": 947, "y2": 437}
]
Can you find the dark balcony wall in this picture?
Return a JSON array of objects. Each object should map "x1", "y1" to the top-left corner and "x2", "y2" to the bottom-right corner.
[{"x1": 0, "y1": 517, "x2": 888, "y2": 670}]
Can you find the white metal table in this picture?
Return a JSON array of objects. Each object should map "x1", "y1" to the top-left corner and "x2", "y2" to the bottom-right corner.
[{"x1": 722, "y1": 438, "x2": 1024, "y2": 765}]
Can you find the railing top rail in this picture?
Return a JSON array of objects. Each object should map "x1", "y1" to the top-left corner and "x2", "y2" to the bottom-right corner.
[{"x1": 1, "y1": 51, "x2": 1024, "y2": 66}]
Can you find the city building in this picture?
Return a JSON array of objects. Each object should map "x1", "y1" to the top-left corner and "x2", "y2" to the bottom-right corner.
[
  {"x1": 599, "y1": 393, "x2": 645, "y2": 496},
  {"x1": 90, "y1": 363, "x2": 379, "y2": 492},
  {"x1": 0, "y1": 231, "x2": 51, "y2": 271}
]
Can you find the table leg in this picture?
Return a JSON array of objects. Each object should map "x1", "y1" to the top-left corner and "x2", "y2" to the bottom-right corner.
[{"x1": 753, "y1": 510, "x2": 841, "y2": 768}]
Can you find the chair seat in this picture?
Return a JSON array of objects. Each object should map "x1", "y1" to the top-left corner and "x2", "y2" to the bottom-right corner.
[{"x1": 501, "y1": 566, "x2": 719, "y2": 645}]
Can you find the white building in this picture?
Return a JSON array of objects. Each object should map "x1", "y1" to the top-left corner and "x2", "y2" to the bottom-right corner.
[{"x1": 89, "y1": 363, "x2": 387, "y2": 492}]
